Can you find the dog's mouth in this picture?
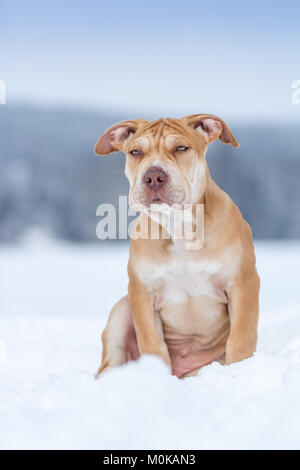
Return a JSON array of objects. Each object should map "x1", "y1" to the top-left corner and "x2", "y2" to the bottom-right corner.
[
  {"x1": 147, "y1": 185, "x2": 176, "y2": 206},
  {"x1": 151, "y1": 197, "x2": 163, "y2": 204},
  {"x1": 131, "y1": 182, "x2": 188, "y2": 209}
]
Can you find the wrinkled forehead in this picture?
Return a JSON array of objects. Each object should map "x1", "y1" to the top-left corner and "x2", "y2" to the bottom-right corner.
[{"x1": 130, "y1": 118, "x2": 199, "y2": 152}]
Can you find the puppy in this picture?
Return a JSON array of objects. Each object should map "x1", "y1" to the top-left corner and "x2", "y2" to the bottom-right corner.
[{"x1": 94, "y1": 114, "x2": 260, "y2": 378}]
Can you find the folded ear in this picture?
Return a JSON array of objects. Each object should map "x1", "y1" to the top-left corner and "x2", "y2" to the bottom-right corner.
[
  {"x1": 94, "y1": 119, "x2": 148, "y2": 156},
  {"x1": 183, "y1": 114, "x2": 239, "y2": 148}
]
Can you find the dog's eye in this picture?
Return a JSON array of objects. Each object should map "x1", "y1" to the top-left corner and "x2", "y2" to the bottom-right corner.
[
  {"x1": 130, "y1": 149, "x2": 143, "y2": 156},
  {"x1": 174, "y1": 145, "x2": 190, "y2": 153}
]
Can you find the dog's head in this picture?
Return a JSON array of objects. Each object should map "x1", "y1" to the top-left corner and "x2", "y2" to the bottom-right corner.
[{"x1": 94, "y1": 114, "x2": 239, "y2": 209}]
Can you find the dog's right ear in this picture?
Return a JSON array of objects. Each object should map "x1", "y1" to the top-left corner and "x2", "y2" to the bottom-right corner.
[{"x1": 94, "y1": 119, "x2": 147, "y2": 156}]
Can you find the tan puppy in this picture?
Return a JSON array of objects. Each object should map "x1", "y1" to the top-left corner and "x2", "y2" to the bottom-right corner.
[{"x1": 94, "y1": 115, "x2": 260, "y2": 378}]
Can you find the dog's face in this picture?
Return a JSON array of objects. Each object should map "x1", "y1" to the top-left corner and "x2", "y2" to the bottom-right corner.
[{"x1": 95, "y1": 115, "x2": 239, "y2": 208}]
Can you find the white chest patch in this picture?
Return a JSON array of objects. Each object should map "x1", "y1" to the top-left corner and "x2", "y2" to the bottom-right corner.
[{"x1": 135, "y1": 257, "x2": 223, "y2": 307}]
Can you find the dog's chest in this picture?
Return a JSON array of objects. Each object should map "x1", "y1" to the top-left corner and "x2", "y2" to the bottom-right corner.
[{"x1": 135, "y1": 255, "x2": 228, "y2": 309}]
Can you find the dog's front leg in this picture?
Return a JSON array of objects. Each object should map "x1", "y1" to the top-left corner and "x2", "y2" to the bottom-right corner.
[
  {"x1": 128, "y1": 275, "x2": 171, "y2": 369},
  {"x1": 226, "y1": 271, "x2": 260, "y2": 365}
]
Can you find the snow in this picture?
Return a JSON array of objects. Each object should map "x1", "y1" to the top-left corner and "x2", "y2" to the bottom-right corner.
[{"x1": 1, "y1": 239, "x2": 300, "y2": 450}]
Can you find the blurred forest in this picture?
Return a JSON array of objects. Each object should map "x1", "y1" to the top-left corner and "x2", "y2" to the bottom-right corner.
[{"x1": 0, "y1": 104, "x2": 299, "y2": 242}]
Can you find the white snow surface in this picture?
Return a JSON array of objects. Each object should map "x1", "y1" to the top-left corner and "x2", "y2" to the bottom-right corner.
[{"x1": 1, "y1": 239, "x2": 300, "y2": 450}]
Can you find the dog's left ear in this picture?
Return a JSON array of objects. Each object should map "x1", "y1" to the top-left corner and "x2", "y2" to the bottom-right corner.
[
  {"x1": 94, "y1": 119, "x2": 148, "y2": 156},
  {"x1": 183, "y1": 114, "x2": 239, "y2": 148}
]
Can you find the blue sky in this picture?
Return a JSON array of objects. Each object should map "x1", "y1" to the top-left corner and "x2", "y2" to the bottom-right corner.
[{"x1": 1, "y1": 0, "x2": 300, "y2": 121}]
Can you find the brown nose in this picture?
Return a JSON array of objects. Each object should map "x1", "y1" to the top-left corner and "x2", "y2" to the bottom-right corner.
[{"x1": 143, "y1": 167, "x2": 168, "y2": 190}]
